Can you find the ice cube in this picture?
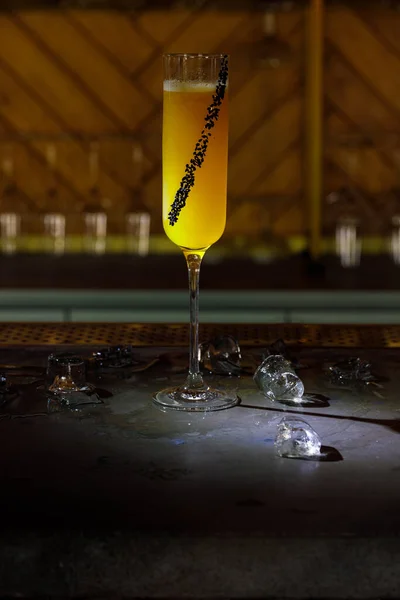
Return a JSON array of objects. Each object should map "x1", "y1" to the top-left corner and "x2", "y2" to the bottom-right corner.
[
  {"x1": 92, "y1": 345, "x2": 137, "y2": 369},
  {"x1": 46, "y1": 353, "x2": 87, "y2": 391},
  {"x1": 200, "y1": 335, "x2": 241, "y2": 376},
  {"x1": 329, "y1": 357, "x2": 372, "y2": 381},
  {"x1": 0, "y1": 372, "x2": 18, "y2": 407},
  {"x1": 253, "y1": 355, "x2": 304, "y2": 401},
  {"x1": 47, "y1": 389, "x2": 103, "y2": 414},
  {"x1": 327, "y1": 357, "x2": 385, "y2": 398},
  {"x1": 274, "y1": 417, "x2": 321, "y2": 458}
]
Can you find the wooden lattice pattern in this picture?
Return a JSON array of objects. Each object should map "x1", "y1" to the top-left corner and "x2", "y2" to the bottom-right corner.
[
  {"x1": 0, "y1": 7, "x2": 305, "y2": 238},
  {"x1": 0, "y1": 6, "x2": 400, "y2": 238},
  {"x1": 325, "y1": 6, "x2": 400, "y2": 233}
]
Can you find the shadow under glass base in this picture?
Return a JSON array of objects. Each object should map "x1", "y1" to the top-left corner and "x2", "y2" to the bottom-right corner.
[{"x1": 153, "y1": 385, "x2": 238, "y2": 412}]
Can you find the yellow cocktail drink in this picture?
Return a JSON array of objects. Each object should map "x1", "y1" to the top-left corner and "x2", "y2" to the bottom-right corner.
[
  {"x1": 163, "y1": 81, "x2": 228, "y2": 251},
  {"x1": 154, "y1": 54, "x2": 237, "y2": 413}
]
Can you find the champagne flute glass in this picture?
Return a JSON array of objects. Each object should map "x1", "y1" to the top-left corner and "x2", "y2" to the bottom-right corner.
[
  {"x1": 154, "y1": 53, "x2": 237, "y2": 412},
  {"x1": 84, "y1": 212, "x2": 107, "y2": 255},
  {"x1": 83, "y1": 141, "x2": 107, "y2": 254},
  {"x1": 126, "y1": 212, "x2": 150, "y2": 256},
  {"x1": 43, "y1": 213, "x2": 66, "y2": 255}
]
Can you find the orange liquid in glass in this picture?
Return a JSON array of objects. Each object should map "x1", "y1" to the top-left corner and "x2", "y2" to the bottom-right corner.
[{"x1": 163, "y1": 82, "x2": 228, "y2": 251}]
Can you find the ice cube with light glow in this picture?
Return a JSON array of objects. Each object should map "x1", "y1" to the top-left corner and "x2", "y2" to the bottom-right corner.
[
  {"x1": 329, "y1": 357, "x2": 374, "y2": 383},
  {"x1": 46, "y1": 352, "x2": 101, "y2": 411},
  {"x1": 253, "y1": 354, "x2": 304, "y2": 401},
  {"x1": 200, "y1": 335, "x2": 242, "y2": 376},
  {"x1": 274, "y1": 417, "x2": 321, "y2": 459}
]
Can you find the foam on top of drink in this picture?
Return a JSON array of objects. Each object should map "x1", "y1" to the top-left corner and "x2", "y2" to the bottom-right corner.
[{"x1": 163, "y1": 80, "x2": 221, "y2": 92}]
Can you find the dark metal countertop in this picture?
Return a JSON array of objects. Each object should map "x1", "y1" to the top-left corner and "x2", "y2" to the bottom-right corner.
[{"x1": 1, "y1": 323, "x2": 400, "y2": 598}]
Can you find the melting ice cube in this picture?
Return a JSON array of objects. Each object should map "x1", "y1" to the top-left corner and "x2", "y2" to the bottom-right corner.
[
  {"x1": 200, "y1": 335, "x2": 242, "y2": 376},
  {"x1": 328, "y1": 357, "x2": 374, "y2": 382},
  {"x1": 254, "y1": 355, "x2": 304, "y2": 401},
  {"x1": 274, "y1": 417, "x2": 321, "y2": 459}
]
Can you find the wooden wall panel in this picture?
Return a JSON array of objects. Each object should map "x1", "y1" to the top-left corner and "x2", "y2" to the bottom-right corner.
[
  {"x1": 324, "y1": 6, "x2": 400, "y2": 235},
  {"x1": 69, "y1": 11, "x2": 157, "y2": 75},
  {"x1": 0, "y1": 17, "x2": 118, "y2": 132},
  {"x1": 4, "y1": 5, "x2": 400, "y2": 241},
  {"x1": 228, "y1": 96, "x2": 302, "y2": 199},
  {"x1": 0, "y1": 7, "x2": 305, "y2": 239},
  {"x1": 16, "y1": 13, "x2": 151, "y2": 129},
  {"x1": 136, "y1": 12, "x2": 248, "y2": 100}
]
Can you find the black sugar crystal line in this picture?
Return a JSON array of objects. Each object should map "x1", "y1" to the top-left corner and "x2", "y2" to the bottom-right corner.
[{"x1": 167, "y1": 55, "x2": 229, "y2": 226}]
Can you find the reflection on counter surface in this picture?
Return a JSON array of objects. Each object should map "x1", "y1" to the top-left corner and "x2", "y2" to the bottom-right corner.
[{"x1": 0, "y1": 326, "x2": 400, "y2": 597}]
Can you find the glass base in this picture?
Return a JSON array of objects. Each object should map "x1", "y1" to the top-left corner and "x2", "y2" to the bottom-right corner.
[{"x1": 153, "y1": 385, "x2": 238, "y2": 412}]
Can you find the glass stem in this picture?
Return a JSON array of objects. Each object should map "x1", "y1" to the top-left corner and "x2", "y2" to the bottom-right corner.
[{"x1": 185, "y1": 252, "x2": 204, "y2": 389}]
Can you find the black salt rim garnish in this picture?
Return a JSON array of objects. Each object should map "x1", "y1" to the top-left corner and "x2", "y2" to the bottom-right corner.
[{"x1": 167, "y1": 54, "x2": 229, "y2": 226}]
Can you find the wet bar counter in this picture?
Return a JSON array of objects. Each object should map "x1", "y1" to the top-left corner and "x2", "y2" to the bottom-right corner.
[{"x1": 1, "y1": 323, "x2": 400, "y2": 598}]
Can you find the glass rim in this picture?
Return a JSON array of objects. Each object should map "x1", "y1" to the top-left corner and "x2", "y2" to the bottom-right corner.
[{"x1": 163, "y1": 53, "x2": 229, "y2": 59}]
